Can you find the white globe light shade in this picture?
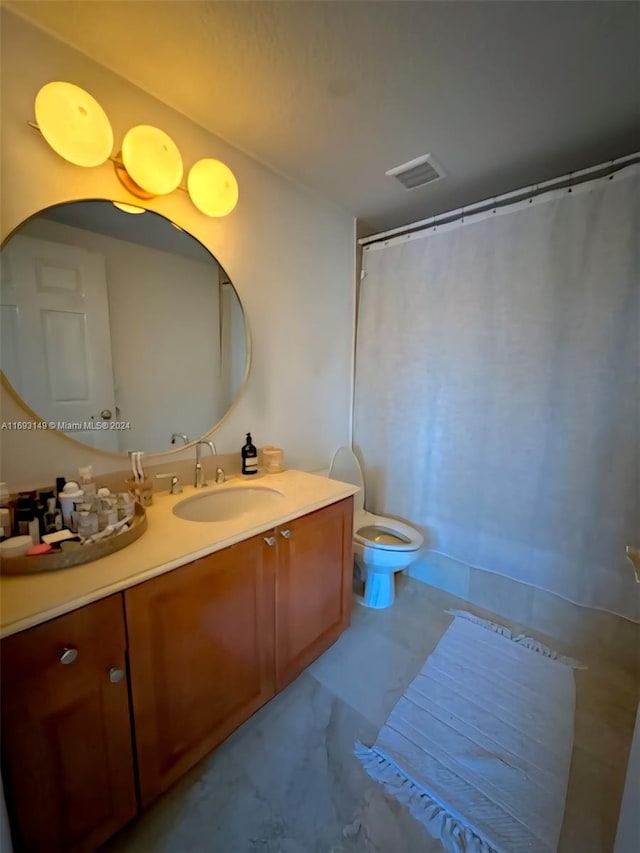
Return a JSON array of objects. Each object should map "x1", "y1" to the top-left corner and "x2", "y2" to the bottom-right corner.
[
  {"x1": 35, "y1": 81, "x2": 113, "y2": 167},
  {"x1": 187, "y1": 159, "x2": 239, "y2": 217},
  {"x1": 121, "y1": 125, "x2": 183, "y2": 196}
]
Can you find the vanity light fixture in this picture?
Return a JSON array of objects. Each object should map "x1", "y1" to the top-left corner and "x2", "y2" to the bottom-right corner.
[{"x1": 30, "y1": 81, "x2": 239, "y2": 217}]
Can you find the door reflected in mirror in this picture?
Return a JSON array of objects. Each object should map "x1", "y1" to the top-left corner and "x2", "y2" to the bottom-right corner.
[{"x1": 0, "y1": 201, "x2": 249, "y2": 455}]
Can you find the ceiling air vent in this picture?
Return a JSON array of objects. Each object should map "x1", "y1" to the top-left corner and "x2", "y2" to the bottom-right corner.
[{"x1": 386, "y1": 153, "x2": 445, "y2": 190}]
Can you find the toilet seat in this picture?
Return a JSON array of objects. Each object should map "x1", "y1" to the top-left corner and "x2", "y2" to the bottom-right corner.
[
  {"x1": 328, "y1": 447, "x2": 423, "y2": 552},
  {"x1": 354, "y1": 509, "x2": 423, "y2": 552}
]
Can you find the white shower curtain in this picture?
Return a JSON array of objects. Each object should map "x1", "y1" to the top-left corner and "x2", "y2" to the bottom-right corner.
[{"x1": 354, "y1": 165, "x2": 639, "y2": 622}]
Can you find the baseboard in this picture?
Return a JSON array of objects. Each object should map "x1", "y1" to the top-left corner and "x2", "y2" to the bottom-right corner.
[{"x1": 409, "y1": 554, "x2": 639, "y2": 676}]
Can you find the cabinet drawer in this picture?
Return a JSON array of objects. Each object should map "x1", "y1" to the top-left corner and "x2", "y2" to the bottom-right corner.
[{"x1": 1, "y1": 595, "x2": 127, "y2": 686}]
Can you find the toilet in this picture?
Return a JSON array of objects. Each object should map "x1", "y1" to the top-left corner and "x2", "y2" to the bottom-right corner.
[{"x1": 328, "y1": 447, "x2": 423, "y2": 609}]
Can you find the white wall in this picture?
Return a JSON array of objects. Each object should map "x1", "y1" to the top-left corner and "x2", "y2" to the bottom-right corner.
[{"x1": 0, "y1": 9, "x2": 356, "y2": 488}]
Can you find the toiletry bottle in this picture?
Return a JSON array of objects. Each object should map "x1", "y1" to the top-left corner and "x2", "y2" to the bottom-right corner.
[
  {"x1": 105, "y1": 497, "x2": 118, "y2": 528},
  {"x1": 74, "y1": 501, "x2": 92, "y2": 534},
  {"x1": 44, "y1": 497, "x2": 63, "y2": 534},
  {"x1": 76, "y1": 502, "x2": 98, "y2": 536},
  {"x1": 58, "y1": 481, "x2": 83, "y2": 530},
  {"x1": 15, "y1": 494, "x2": 36, "y2": 537},
  {"x1": 39, "y1": 491, "x2": 54, "y2": 536},
  {"x1": 15, "y1": 508, "x2": 30, "y2": 537},
  {"x1": 35, "y1": 492, "x2": 50, "y2": 539},
  {"x1": 28, "y1": 517, "x2": 40, "y2": 545},
  {"x1": 0, "y1": 507, "x2": 10, "y2": 542},
  {"x1": 76, "y1": 512, "x2": 92, "y2": 538},
  {"x1": 117, "y1": 493, "x2": 135, "y2": 521},
  {"x1": 55, "y1": 477, "x2": 66, "y2": 510},
  {"x1": 0, "y1": 483, "x2": 13, "y2": 539},
  {"x1": 241, "y1": 432, "x2": 258, "y2": 476},
  {"x1": 69, "y1": 503, "x2": 80, "y2": 533},
  {"x1": 78, "y1": 466, "x2": 97, "y2": 500}
]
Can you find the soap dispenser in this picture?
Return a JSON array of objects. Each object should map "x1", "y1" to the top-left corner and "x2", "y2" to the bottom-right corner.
[{"x1": 241, "y1": 432, "x2": 258, "y2": 475}]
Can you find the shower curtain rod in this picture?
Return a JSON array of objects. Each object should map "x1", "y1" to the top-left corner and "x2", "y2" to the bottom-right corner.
[{"x1": 359, "y1": 151, "x2": 640, "y2": 248}]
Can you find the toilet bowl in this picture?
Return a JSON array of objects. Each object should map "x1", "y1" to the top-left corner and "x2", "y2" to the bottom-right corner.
[{"x1": 328, "y1": 447, "x2": 423, "y2": 609}]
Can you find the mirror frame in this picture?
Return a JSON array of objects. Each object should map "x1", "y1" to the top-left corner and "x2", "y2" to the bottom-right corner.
[{"x1": 0, "y1": 199, "x2": 252, "y2": 458}]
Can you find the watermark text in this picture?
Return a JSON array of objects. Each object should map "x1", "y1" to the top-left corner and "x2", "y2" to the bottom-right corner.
[{"x1": 1, "y1": 420, "x2": 132, "y2": 432}]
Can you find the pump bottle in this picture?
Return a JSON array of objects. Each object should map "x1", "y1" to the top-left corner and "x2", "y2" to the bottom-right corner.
[{"x1": 241, "y1": 433, "x2": 258, "y2": 475}]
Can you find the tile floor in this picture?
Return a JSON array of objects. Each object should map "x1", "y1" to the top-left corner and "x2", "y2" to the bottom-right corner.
[{"x1": 105, "y1": 577, "x2": 638, "y2": 852}]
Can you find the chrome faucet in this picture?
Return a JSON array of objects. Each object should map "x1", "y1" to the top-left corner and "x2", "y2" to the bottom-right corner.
[
  {"x1": 170, "y1": 432, "x2": 189, "y2": 446},
  {"x1": 194, "y1": 440, "x2": 216, "y2": 488}
]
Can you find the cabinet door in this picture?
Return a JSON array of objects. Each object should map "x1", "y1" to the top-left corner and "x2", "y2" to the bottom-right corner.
[
  {"x1": 0, "y1": 595, "x2": 137, "y2": 853},
  {"x1": 125, "y1": 533, "x2": 276, "y2": 806},
  {"x1": 275, "y1": 497, "x2": 353, "y2": 690}
]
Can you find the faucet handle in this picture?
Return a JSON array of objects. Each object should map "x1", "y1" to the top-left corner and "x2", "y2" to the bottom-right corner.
[
  {"x1": 215, "y1": 466, "x2": 226, "y2": 484},
  {"x1": 155, "y1": 473, "x2": 182, "y2": 495}
]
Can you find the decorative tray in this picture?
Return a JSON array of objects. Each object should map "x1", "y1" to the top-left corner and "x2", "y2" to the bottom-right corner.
[{"x1": 0, "y1": 504, "x2": 147, "y2": 575}]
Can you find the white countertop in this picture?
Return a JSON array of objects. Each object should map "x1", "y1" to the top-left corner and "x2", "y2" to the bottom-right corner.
[{"x1": 0, "y1": 470, "x2": 358, "y2": 638}]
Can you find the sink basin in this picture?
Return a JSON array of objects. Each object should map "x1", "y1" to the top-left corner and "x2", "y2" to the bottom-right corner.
[{"x1": 172, "y1": 486, "x2": 285, "y2": 523}]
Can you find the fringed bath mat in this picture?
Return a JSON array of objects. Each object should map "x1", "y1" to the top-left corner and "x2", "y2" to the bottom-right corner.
[{"x1": 356, "y1": 612, "x2": 579, "y2": 853}]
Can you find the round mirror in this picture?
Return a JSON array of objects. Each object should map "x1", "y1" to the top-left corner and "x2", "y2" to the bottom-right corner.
[{"x1": 0, "y1": 200, "x2": 250, "y2": 455}]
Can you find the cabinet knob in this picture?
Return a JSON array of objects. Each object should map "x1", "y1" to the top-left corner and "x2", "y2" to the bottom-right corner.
[
  {"x1": 59, "y1": 647, "x2": 78, "y2": 665},
  {"x1": 263, "y1": 536, "x2": 276, "y2": 546},
  {"x1": 280, "y1": 529, "x2": 292, "y2": 539},
  {"x1": 109, "y1": 667, "x2": 125, "y2": 684}
]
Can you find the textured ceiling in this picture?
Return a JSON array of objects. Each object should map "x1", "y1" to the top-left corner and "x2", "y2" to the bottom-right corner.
[{"x1": 6, "y1": 0, "x2": 640, "y2": 233}]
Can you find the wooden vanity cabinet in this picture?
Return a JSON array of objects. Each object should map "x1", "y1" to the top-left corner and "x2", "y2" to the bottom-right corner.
[
  {"x1": 0, "y1": 595, "x2": 137, "y2": 853},
  {"x1": 124, "y1": 532, "x2": 277, "y2": 807},
  {"x1": 274, "y1": 497, "x2": 353, "y2": 690},
  {"x1": 1, "y1": 495, "x2": 354, "y2": 841}
]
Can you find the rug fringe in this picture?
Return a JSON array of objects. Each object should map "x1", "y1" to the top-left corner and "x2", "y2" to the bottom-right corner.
[
  {"x1": 354, "y1": 742, "x2": 496, "y2": 853},
  {"x1": 446, "y1": 609, "x2": 586, "y2": 668}
]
